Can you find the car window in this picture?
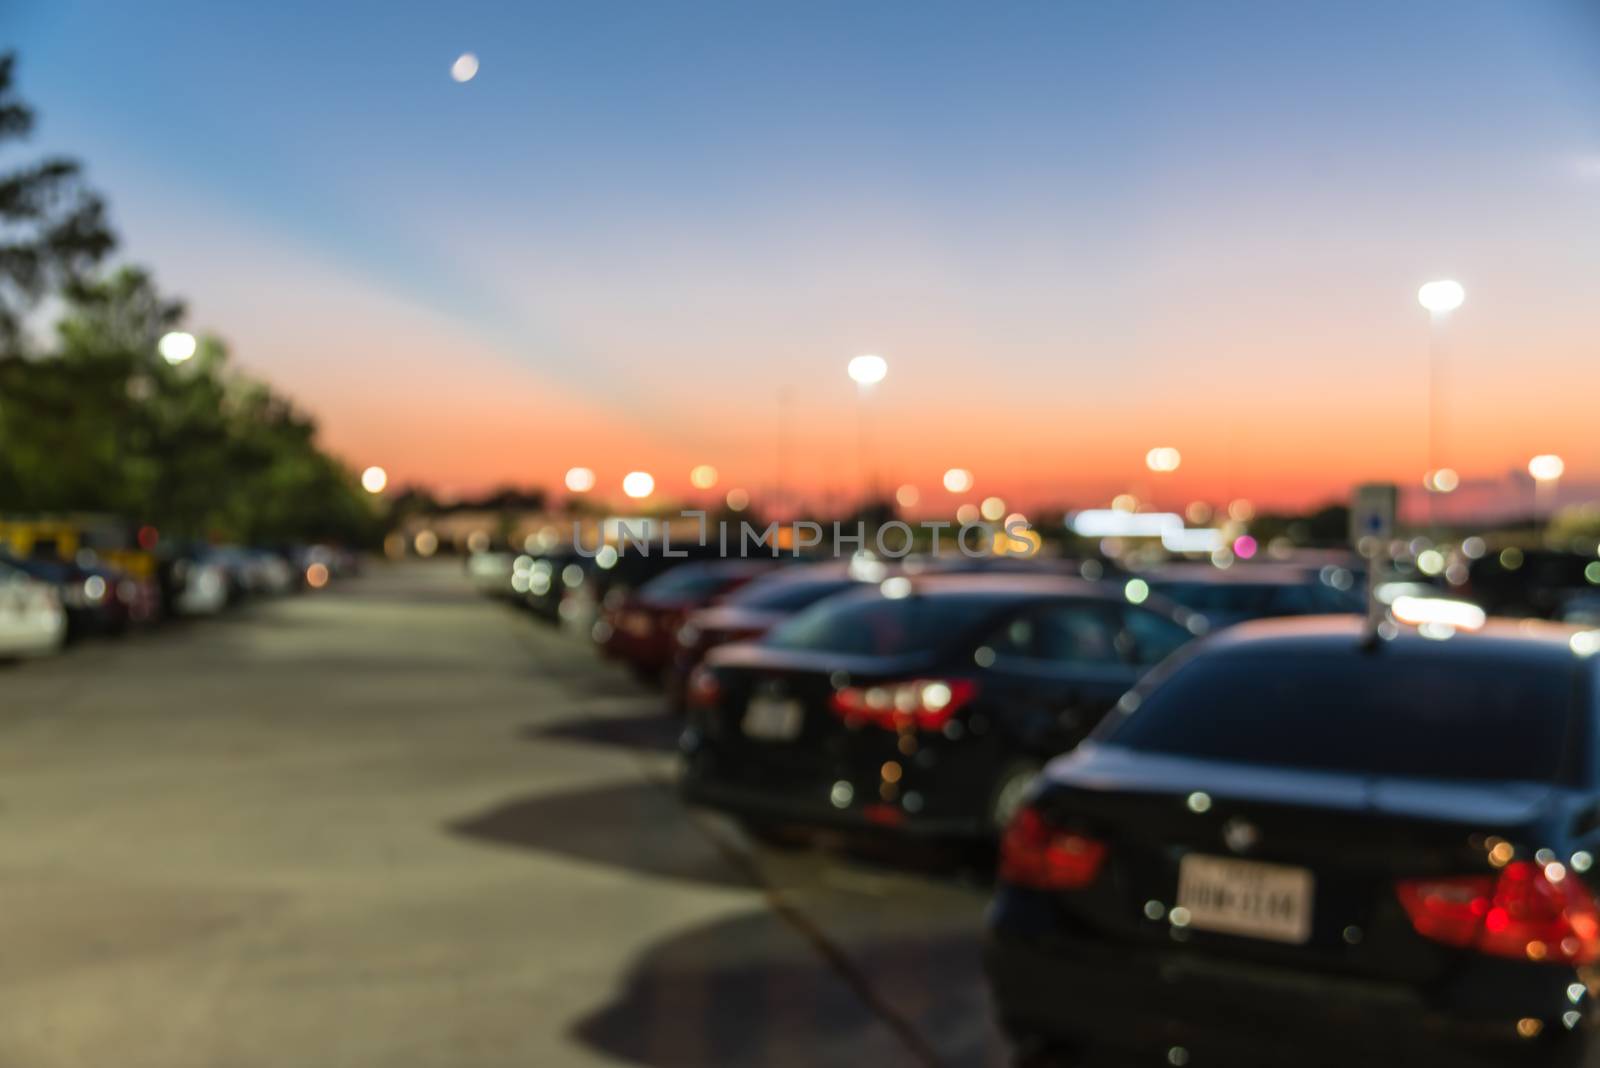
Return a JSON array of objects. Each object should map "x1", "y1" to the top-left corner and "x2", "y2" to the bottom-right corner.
[
  {"x1": 1034, "y1": 603, "x2": 1120, "y2": 664},
  {"x1": 1268, "y1": 584, "x2": 1318, "y2": 614},
  {"x1": 1121, "y1": 606, "x2": 1193, "y2": 666},
  {"x1": 977, "y1": 602, "x2": 1120, "y2": 665},
  {"x1": 766, "y1": 591, "x2": 1009, "y2": 657},
  {"x1": 1107, "y1": 647, "x2": 1581, "y2": 784}
]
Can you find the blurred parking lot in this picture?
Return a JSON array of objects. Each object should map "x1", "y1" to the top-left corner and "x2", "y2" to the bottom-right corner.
[{"x1": 0, "y1": 559, "x2": 1004, "y2": 1068}]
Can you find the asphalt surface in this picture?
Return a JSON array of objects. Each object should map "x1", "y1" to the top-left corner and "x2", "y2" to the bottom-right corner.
[{"x1": 0, "y1": 560, "x2": 1007, "y2": 1068}]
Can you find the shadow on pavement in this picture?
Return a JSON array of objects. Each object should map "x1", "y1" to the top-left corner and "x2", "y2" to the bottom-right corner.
[
  {"x1": 447, "y1": 781, "x2": 749, "y2": 888},
  {"x1": 569, "y1": 908, "x2": 1007, "y2": 1068},
  {"x1": 524, "y1": 712, "x2": 683, "y2": 754}
]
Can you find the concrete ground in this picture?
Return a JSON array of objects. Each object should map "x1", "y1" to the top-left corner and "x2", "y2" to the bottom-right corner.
[{"x1": 0, "y1": 560, "x2": 1006, "y2": 1068}]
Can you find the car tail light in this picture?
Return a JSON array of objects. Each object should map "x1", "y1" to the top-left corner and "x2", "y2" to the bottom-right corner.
[
  {"x1": 827, "y1": 678, "x2": 977, "y2": 731},
  {"x1": 1397, "y1": 861, "x2": 1600, "y2": 964},
  {"x1": 999, "y1": 806, "x2": 1107, "y2": 890},
  {"x1": 686, "y1": 666, "x2": 722, "y2": 708}
]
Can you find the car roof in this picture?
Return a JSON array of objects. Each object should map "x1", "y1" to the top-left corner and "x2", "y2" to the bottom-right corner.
[
  {"x1": 1202, "y1": 613, "x2": 1597, "y2": 665},
  {"x1": 871, "y1": 570, "x2": 1116, "y2": 600},
  {"x1": 1143, "y1": 563, "x2": 1346, "y2": 586}
]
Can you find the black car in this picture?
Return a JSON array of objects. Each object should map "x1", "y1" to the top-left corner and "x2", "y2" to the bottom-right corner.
[
  {"x1": 667, "y1": 562, "x2": 872, "y2": 711},
  {"x1": 1144, "y1": 562, "x2": 1362, "y2": 629},
  {"x1": 985, "y1": 616, "x2": 1600, "y2": 1067},
  {"x1": 680, "y1": 573, "x2": 1197, "y2": 841}
]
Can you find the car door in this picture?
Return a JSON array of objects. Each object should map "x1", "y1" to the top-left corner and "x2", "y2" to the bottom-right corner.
[{"x1": 976, "y1": 598, "x2": 1136, "y2": 755}]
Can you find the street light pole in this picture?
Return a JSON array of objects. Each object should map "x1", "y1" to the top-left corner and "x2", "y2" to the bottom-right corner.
[
  {"x1": 1417, "y1": 280, "x2": 1465, "y2": 528},
  {"x1": 846, "y1": 355, "x2": 887, "y2": 507}
]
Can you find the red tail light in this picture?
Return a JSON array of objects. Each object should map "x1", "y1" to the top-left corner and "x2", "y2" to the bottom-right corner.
[
  {"x1": 1397, "y1": 861, "x2": 1600, "y2": 964},
  {"x1": 685, "y1": 666, "x2": 722, "y2": 708},
  {"x1": 999, "y1": 806, "x2": 1107, "y2": 890},
  {"x1": 827, "y1": 678, "x2": 977, "y2": 731}
]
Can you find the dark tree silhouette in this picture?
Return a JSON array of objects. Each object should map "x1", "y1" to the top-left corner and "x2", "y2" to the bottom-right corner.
[{"x1": 0, "y1": 52, "x2": 116, "y2": 354}]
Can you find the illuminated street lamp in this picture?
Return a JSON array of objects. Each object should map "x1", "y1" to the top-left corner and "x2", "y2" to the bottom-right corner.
[
  {"x1": 622, "y1": 471, "x2": 655, "y2": 499},
  {"x1": 1417, "y1": 279, "x2": 1465, "y2": 526},
  {"x1": 846, "y1": 354, "x2": 888, "y2": 386},
  {"x1": 158, "y1": 331, "x2": 196, "y2": 365},
  {"x1": 564, "y1": 467, "x2": 596, "y2": 493},
  {"x1": 1417, "y1": 280, "x2": 1465, "y2": 316},
  {"x1": 360, "y1": 466, "x2": 388, "y2": 494},
  {"x1": 1529, "y1": 454, "x2": 1565, "y2": 483},
  {"x1": 847, "y1": 354, "x2": 888, "y2": 501},
  {"x1": 1145, "y1": 447, "x2": 1181, "y2": 474},
  {"x1": 1529, "y1": 454, "x2": 1564, "y2": 535}
]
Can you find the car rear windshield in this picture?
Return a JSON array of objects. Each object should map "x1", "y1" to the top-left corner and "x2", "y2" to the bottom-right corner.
[
  {"x1": 764, "y1": 591, "x2": 1003, "y2": 657},
  {"x1": 637, "y1": 564, "x2": 737, "y2": 602},
  {"x1": 1108, "y1": 646, "x2": 1581, "y2": 784},
  {"x1": 723, "y1": 576, "x2": 858, "y2": 612}
]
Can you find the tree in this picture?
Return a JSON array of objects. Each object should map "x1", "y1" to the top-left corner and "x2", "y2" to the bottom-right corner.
[{"x1": 0, "y1": 52, "x2": 116, "y2": 355}]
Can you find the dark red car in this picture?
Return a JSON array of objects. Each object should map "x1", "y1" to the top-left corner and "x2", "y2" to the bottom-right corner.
[{"x1": 596, "y1": 560, "x2": 780, "y2": 684}]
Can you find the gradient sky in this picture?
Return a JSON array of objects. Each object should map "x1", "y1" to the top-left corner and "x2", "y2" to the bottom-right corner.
[{"x1": 6, "y1": 1, "x2": 1599, "y2": 515}]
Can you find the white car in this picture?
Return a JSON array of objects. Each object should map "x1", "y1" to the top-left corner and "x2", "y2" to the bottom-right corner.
[{"x1": 0, "y1": 560, "x2": 68, "y2": 657}]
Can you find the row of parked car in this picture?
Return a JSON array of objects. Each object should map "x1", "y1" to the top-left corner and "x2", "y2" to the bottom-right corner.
[
  {"x1": 0, "y1": 542, "x2": 357, "y2": 661},
  {"x1": 479, "y1": 537, "x2": 1600, "y2": 1065}
]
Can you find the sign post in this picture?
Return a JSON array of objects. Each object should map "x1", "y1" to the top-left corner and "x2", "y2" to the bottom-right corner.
[{"x1": 1350, "y1": 483, "x2": 1398, "y2": 624}]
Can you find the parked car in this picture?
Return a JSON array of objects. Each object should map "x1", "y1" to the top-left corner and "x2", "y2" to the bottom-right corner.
[
  {"x1": 0, "y1": 553, "x2": 130, "y2": 638},
  {"x1": 160, "y1": 552, "x2": 230, "y2": 617},
  {"x1": 0, "y1": 557, "x2": 68, "y2": 657},
  {"x1": 680, "y1": 572, "x2": 1198, "y2": 842},
  {"x1": 985, "y1": 615, "x2": 1600, "y2": 1067},
  {"x1": 668, "y1": 562, "x2": 872, "y2": 710},
  {"x1": 596, "y1": 559, "x2": 780, "y2": 683},
  {"x1": 1142, "y1": 562, "x2": 1362, "y2": 629},
  {"x1": 1467, "y1": 548, "x2": 1597, "y2": 620}
]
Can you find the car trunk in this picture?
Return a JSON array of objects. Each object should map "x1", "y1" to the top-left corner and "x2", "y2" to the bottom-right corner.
[
  {"x1": 1039, "y1": 746, "x2": 1562, "y2": 984},
  {"x1": 696, "y1": 648, "x2": 936, "y2": 789}
]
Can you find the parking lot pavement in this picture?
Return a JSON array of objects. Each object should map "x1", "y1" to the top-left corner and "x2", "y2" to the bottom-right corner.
[{"x1": 0, "y1": 560, "x2": 1006, "y2": 1068}]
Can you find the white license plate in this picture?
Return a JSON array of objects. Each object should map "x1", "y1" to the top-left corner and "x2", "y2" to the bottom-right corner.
[
  {"x1": 1176, "y1": 854, "x2": 1314, "y2": 944},
  {"x1": 741, "y1": 697, "x2": 804, "y2": 741}
]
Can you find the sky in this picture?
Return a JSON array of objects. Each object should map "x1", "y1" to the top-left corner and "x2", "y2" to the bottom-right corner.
[{"x1": 5, "y1": 1, "x2": 1599, "y2": 516}]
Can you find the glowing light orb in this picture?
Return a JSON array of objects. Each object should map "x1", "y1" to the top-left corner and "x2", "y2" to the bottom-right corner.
[
  {"x1": 942, "y1": 468, "x2": 974, "y2": 493},
  {"x1": 847, "y1": 354, "x2": 888, "y2": 385},
  {"x1": 360, "y1": 466, "x2": 388, "y2": 494},
  {"x1": 451, "y1": 53, "x2": 479, "y2": 83},
  {"x1": 622, "y1": 471, "x2": 655, "y2": 499},
  {"x1": 1417, "y1": 279, "x2": 1465, "y2": 315},
  {"x1": 158, "y1": 331, "x2": 196, "y2": 364},
  {"x1": 1145, "y1": 447, "x2": 1181, "y2": 473},
  {"x1": 1529, "y1": 455, "x2": 1565, "y2": 482}
]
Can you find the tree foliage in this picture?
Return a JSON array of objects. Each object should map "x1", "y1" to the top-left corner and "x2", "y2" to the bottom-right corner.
[
  {"x1": 0, "y1": 51, "x2": 381, "y2": 548},
  {"x1": 0, "y1": 52, "x2": 116, "y2": 354}
]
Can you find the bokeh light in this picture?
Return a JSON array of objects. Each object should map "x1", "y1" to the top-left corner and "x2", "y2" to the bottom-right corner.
[
  {"x1": 451, "y1": 53, "x2": 479, "y2": 82},
  {"x1": 1145, "y1": 447, "x2": 1181, "y2": 473},
  {"x1": 622, "y1": 471, "x2": 655, "y2": 499},
  {"x1": 1417, "y1": 279, "x2": 1465, "y2": 314},
  {"x1": 1528, "y1": 454, "x2": 1565, "y2": 482},
  {"x1": 564, "y1": 467, "x2": 596, "y2": 493},
  {"x1": 847, "y1": 354, "x2": 888, "y2": 385},
  {"x1": 895, "y1": 484, "x2": 920, "y2": 508},
  {"x1": 360, "y1": 466, "x2": 388, "y2": 494},
  {"x1": 158, "y1": 331, "x2": 196, "y2": 365},
  {"x1": 689, "y1": 464, "x2": 719, "y2": 490}
]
